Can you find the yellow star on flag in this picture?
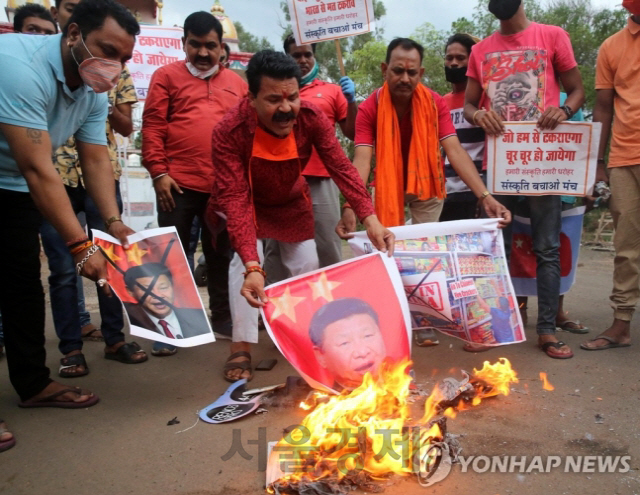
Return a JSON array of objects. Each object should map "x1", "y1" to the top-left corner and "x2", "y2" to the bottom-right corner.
[
  {"x1": 125, "y1": 243, "x2": 148, "y2": 265},
  {"x1": 308, "y1": 272, "x2": 341, "y2": 302},
  {"x1": 100, "y1": 243, "x2": 121, "y2": 262},
  {"x1": 269, "y1": 286, "x2": 306, "y2": 323}
]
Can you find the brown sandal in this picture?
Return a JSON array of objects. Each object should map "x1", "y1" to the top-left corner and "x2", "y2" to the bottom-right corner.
[{"x1": 223, "y1": 351, "x2": 253, "y2": 383}]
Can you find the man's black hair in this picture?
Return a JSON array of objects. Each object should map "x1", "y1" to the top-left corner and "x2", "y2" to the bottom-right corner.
[
  {"x1": 62, "y1": 0, "x2": 139, "y2": 37},
  {"x1": 183, "y1": 11, "x2": 223, "y2": 43},
  {"x1": 283, "y1": 33, "x2": 316, "y2": 55},
  {"x1": 124, "y1": 263, "x2": 173, "y2": 291},
  {"x1": 385, "y1": 37, "x2": 424, "y2": 64},
  {"x1": 14, "y1": 3, "x2": 57, "y2": 32},
  {"x1": 246, "y1": 49, "x2": 301, "y2": 96},
  {"x1": 445, "y1": 33, "x2": 477, "y2": 56},
  {"x1": 309, "y1": 298, "x2": 380, "y2": 347},
  {"x1": 55, "y1": 0, "x2": 63, "y2": 8}
]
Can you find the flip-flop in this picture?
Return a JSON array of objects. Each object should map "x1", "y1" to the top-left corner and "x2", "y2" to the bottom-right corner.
[
  {"x1": 463, "y1": 342, "x2": 492, "y2": 353},
  {"x1": 105, "y1": 342, "x2": 149, "y2": 363},
  {"x1": 556, "y1": 320, "x2": 590, "y2": 334},
  {"x1": 151, "y1": 341, "x2": 178, "y2": 357},
  {"x1": 580, "y1": 334, "x2": 631, "y2": 351},
  {"x1": 539, "y1": 340, "x2": 574, "y2": 359},
  {"x1": 18, "y1": 387, "x2": 100, "y2": 409},
  {"x1": 81, "y1": 324, "x2": 104, "y2": 342},
  {"x1": 415, "y1": 328, "x2": 439, "y2": 347},
  {"x1": 223, "y1": 351, "x2": 253, "y2": 383},
  {"x1": 0, "y1": 420, "x2": 15, "y2": 453},
  {"x1": 59, "y1": 353, "x2": 89, "y2": 378}
]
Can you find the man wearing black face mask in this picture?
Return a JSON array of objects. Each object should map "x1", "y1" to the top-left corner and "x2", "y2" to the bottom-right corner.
[
  {"x1": 463, "y1": 0, "x2": 585, "y2": 360},
  {"x1": 440, "y1": 33, "x2": 486, "y2": 223}
]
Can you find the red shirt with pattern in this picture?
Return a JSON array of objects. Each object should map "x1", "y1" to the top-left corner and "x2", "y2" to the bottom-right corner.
[
  {"x1": 300, "y1": 79, "x2": 348, "y2": 177},
  {"x1": 141, "y1": 62, "x2": 248, "y2": 193},
  {"x1": 208, "y1": 98, "x2": 375, "y2": 264}
]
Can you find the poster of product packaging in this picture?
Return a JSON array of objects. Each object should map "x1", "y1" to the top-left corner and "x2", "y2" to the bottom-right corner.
[
  {"x1": 349, "y1": 219, "x2": 524, "y2": 346},
  {"x1": 261, "y1": 253, "x2": 412, "y2": 394},
  {"x1": 93, "y1": 227, "x2": 215, "y2": 347}
]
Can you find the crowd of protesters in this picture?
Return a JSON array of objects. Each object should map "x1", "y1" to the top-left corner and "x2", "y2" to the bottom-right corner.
[{"x1": 0, "y1": 0, "x2": 638, "y2": 454}]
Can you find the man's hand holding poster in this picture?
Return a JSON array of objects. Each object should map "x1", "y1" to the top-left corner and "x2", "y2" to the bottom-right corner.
[
  {"x1": 93, "y1": 227, "x2": 214, "y2": 346},
  {"x1": 487, "y1": 122, "x2": 601, "y2": 196},
  {"x1": 261, "y1": 253, "x2": 411, "y2": 394},
  {"x1": 349, "y1": 219, "x2": 525, "y2": 347}
]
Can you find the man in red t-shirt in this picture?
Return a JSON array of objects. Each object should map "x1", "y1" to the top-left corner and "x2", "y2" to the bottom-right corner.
[
  {"x1": 341, "y1": 37, "x2": 509, "y2": 231},
  {"x1": 264, "y1": 35, "x2": 358, "y2": 281},
  {"x1": 463, "y1": 0, "x2": 585, "y2": 359},
  {"x1": 142, "y1": 12, "x2": 248, "y2": 354}
]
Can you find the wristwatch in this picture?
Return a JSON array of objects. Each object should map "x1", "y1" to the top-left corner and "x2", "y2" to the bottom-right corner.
[{"x1": 560, "y1": 104, "x2": 574, "y2": 119}]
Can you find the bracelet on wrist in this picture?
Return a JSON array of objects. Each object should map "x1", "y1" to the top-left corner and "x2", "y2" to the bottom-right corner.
[
  {"x1": 104, "y1": 216, "x2": 122, "y2": 230},
  {"x1": 243, "y1": 265, "x2": 266, "y2": 279},
  {"x1": 342, "y1": 202, "x2": 352, "y2": 210},
  {"x1": 69, "y1": 240, "x2": 94, "y2": 256},
  {"x1": 478, "y1": 190, "x2": 491, "y2": 202},
  {"x1": 152, "y1": 173, "x2": 168, "y2": 182},
  {"x1": 66, "y1": 236, "x2": 90, "y2": 247},
  {"x1": 472, "y1": 109, "x2": 484, "y2": 126},
  {"x1": 75, "y1": 244, "x2": 100, "y2": 275}
]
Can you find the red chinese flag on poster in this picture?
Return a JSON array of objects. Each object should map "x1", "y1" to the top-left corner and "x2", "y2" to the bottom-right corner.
[{"x1": 261, "y1": 253, "x2": 412, "y2": 394}]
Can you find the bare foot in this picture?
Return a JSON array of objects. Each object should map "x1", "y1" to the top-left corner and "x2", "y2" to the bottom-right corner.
[{"x1": 581, "y1": 319, "x2": 631, "y2": 349}]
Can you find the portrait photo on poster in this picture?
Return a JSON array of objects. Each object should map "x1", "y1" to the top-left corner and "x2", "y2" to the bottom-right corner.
[
  {"x1": 92, "y1": 226, "x2": 214, "y2": 347},
  {"x1": 349, "y1": 219, "x2": 525, "y2": 347},
  {"x1": 261, "y1": 253, "x2": 412, "y2": 394}
]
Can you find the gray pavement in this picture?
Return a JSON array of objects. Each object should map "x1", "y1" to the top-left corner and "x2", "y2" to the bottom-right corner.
[{"x1": 1, "y1": 246, "x2": 640, "y2": 494}]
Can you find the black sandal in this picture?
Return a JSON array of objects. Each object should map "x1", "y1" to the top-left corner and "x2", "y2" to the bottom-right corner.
[
  {"x1": 104, "y1": 342, "x2": 148, "y2": 364},
  {"x1": 59, "y1": 353, "x2": 89, "y2": 378},
  {"x1": 223, "y1": 351, "x2": 253, "y2": 383}
]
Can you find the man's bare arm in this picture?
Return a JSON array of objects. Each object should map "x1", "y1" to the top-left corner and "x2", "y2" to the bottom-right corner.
[
  {"x1": 592, "y1": 88, "x2": 615, "y2": 183},
  {"x1": 108, "y1": 101, "x2": 134, "y2": 137},
  {"x1": 338, "y1": 101, "x2": 357, "y2": 141}
]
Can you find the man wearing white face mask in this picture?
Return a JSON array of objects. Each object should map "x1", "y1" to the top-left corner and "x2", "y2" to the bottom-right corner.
[{"x1": 142, "y1": 11, "x2": 247, "y2": 355}]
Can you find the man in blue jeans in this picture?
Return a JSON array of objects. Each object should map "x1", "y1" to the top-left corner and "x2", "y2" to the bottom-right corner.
[{"x1": 463, "y1": 0, "x2": 585, "y2": 358}]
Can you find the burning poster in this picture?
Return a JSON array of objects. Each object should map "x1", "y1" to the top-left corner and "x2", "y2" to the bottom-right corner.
[
  {"x1": 92, "y1": 227, "x2": 214, "y2": 346},
  {"x1": 349, "y1": 219, "x2": 524, "y2": 346},
  {"x1": 261, "y1": 253, "x2": 411, "y2": 394}
]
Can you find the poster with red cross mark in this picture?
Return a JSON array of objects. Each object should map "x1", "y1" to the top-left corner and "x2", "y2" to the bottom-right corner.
[
  {"x1": 261, "y1": 253, "x2": 411, "y2": 394},
  {"x1": 93, "y1": 227, "x2": 214, "y2": 347}
]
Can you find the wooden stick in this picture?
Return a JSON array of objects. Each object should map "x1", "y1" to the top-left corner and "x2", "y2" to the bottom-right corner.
[{"x1": 334, "y1": 39, "x2": 346, "y2": 77}]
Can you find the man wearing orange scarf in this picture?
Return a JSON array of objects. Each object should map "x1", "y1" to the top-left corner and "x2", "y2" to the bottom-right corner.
[{"x1": 338, "y1": 38, "x2": 510, "y2": 230}]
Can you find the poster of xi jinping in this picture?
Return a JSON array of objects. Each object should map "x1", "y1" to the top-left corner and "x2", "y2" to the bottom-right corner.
[
  {"x1": 349, "y1": 219, "x2": 524, "y2": 347},
  {"x1": 92, "y1": 227, "x2": 214, "y2": 346},
  {"x1": 261, "y1": 253, "x2": 411, "y2": 394}
]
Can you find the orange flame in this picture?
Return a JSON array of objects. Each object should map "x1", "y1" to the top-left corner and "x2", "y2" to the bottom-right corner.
[
  {"x1": 268, "y1": 358, "x2": 518, "y2": 492},
  {"x1": 539, "y1": 372, "x2": 554, "y2": 391}
]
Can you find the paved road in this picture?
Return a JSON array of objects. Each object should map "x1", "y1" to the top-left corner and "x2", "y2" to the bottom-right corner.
[{"x1": 1, "y1": 246, "x2": 639, "y2": 494}]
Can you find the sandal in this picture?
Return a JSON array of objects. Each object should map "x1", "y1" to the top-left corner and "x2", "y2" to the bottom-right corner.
[
  {"x1": 556, "y1": 319, "x2": 589, "y2": 334},
  {"x1": 81, "y1": 324, "x2": 104, "y2": 342},
  {"x1": 59, "y1": 353, "x2": 89, "y2": 378},
  {"x1": 151, "y1": 341, "x2": 178, "y2": 357},
  {"x1": 223, "y1": 351, "x2": 253, "y2": 383},
  {"x1": 104, "y1": 342, "x2": 148, "y2": 364},
  {"x1": 580, "y1": 334, "x2": 631, "y2": 351},
  {"x1": 415, "y1": 328, "x2": 439, "y2": 347},
  {"x1": 0, "y1": 420, "x2": 16, "y2": 453},
  {"x1": 539, "y1": 340, "x2": 573, "y2": 359},
  {"x1": 18, "y1": 387, "x2": 100, "y2": 409}
]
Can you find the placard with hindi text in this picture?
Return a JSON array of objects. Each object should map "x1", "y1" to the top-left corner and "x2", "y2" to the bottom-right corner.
[{"x1": 486, "y1": 122, "x2": 601, "y2": 196}]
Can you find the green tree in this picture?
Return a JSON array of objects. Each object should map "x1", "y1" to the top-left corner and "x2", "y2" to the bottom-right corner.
[{"x1": 234, "y1": 21, "x2": 274, "y2": 53}]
